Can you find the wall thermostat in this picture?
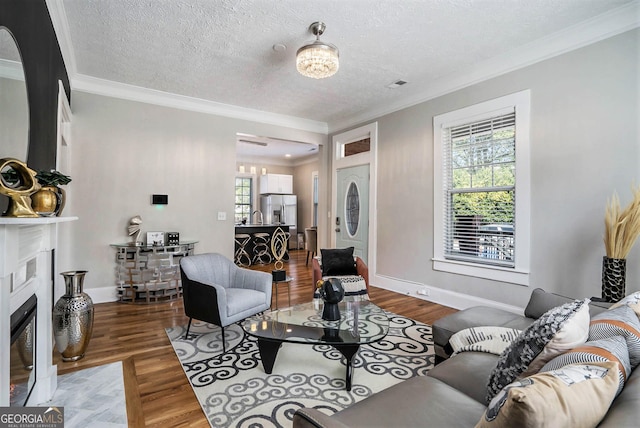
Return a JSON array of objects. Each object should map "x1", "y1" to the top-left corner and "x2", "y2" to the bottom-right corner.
[{"x1": 152, "y1": 194, "x2": 168, "y2": 205}]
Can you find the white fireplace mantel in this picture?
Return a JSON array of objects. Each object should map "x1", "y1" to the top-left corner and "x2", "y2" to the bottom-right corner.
[{"x1": 0, "y1": 216, "x2": 77, "y2": 406}]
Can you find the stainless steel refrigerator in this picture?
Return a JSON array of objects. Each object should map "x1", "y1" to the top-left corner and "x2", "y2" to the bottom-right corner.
[{"x1": 260, "y1": 194, "x2": 297, "y2": 249}]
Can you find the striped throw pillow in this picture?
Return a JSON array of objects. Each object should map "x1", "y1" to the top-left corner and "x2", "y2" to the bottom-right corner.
[
  {"x1": 589, "y1": 304, "x2": 640, "y2": 369},
  {"x1": 610, "y1": 291, "x2": 640, "y2": 317},
  {"x1": 540, "y1": 336, "x2": 630, "y2": 396}
]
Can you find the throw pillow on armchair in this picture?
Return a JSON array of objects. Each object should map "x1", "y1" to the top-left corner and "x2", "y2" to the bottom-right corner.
[
  {"x1": 314, "y1": 248, "x2": 368, "y2": 301},
  {"x1": 320, "y1": 247, "x2": 358, "y2": 276}
]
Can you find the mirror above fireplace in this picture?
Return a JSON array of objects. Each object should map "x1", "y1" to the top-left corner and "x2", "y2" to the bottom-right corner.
[
  {"x1": 0, "y1": 27, "x2": 30, "y2": 217},
  {"x1": 0, "y1": 28, "x2": 29, "y2": 162}
]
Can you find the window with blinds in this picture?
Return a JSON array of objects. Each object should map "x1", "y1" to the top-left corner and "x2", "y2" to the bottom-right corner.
[
  {"x1": 442, "y1": 110, "x2": 516, "y2": 267},
  {"x1": 433, "y1": 90, "x2": 530, "y2": 284}
]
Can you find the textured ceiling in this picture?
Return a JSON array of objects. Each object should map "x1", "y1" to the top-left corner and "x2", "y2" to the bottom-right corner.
[{"x1": 57, "y1": 0, "x2": 636, "y2": 133}]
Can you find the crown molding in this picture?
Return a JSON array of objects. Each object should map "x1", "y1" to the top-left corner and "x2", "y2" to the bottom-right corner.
[
  {"x1": 45, "y1": 0, "x2": 77, "y2": 75},
  {"x1": 71, "y1": 74, "x2": 329, "y2": 134},
  {"x1": 45, "y1": 0, "x2": 328, "y2": 135},
  {"x1": 327, "y1": 1, "x2": 640, "y2": 133}
]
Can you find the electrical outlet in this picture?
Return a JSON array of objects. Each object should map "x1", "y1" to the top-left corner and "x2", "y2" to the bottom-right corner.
[{"x1": 417, "y1": 287, "x2": 430, "y2": 296}]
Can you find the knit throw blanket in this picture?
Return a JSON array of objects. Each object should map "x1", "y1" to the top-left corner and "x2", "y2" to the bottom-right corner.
[
  {"x1": 313, "y1": 275, "x2": 369, "y2": 300},
  {"x1": 448, "y1": 326, "x2": 522, "y2": 357}
]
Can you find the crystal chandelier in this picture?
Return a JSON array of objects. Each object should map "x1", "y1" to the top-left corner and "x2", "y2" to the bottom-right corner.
[{"x1": 296, "y1": 22, "x2": 339, "y2": 79}]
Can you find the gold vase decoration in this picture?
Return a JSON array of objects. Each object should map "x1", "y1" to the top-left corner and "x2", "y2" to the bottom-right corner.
[
  {"x1": 32, "y1": 170, "x2": 71, "y2": 217},
  {"x1": 31, "y1": 185, "x2": 61, "y2": 216}
]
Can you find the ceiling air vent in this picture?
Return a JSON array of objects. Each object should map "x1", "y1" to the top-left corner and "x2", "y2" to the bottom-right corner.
[
  {"x1": 238, "y1": 140, "x2": 268, "y2": 146},
  {"x1": 386, "y1": 80, "x2": 408, "y2": 89}
]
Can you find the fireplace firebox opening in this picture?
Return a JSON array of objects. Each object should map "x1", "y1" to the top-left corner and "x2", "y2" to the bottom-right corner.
[{"x1": 10, "y1": 294, "x2": 37, "y2": 407}]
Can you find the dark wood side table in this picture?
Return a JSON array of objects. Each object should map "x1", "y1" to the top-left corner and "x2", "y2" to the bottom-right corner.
[{"x1": 272, "y1": 276, "x2": 293, "y2": 309}]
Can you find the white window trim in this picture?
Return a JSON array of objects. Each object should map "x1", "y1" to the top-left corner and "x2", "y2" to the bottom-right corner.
[{"x1": 433, "y1": 90, "x2": 531, "y2": 285}]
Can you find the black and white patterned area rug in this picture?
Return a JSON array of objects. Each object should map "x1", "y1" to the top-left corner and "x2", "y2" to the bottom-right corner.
[{"x1": 165, "y1": 312, "x2": 434, "y2": 428}]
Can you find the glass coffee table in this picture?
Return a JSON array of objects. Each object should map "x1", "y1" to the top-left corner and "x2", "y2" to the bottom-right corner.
[{"x1": 242, "y1": 300, "x2": 389, "y2": 391}]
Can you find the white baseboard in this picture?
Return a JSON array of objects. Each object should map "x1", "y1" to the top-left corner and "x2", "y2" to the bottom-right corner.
[
  {"x1": 84, "y1": 286, "x2": 119, "y2": 304},
  {"x1": 371, "y1": 273, "x2": 523, "y2": 314},
  {"x1": 87, "y1": 275, "x2": 526, "y2": 311}
]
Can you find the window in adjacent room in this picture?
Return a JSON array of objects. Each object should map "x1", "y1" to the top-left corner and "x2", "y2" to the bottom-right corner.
[
  {"x1": 312, "y1": 171, "x2": 319, "y2": 227},
  {"x1": 433, "y1": 90, "x2": 531, "y2": 285},
  {"x1": 235, "y1": 176, "x2": 252, "y2": 223}
]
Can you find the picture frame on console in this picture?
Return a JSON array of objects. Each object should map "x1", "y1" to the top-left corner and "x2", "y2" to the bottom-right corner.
[{"x1": 146, "y1": 231, "x2": 165, "y2": 246}]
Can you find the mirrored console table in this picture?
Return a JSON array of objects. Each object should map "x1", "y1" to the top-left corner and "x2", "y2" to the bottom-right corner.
[{"x1": 110, "y1": 241, "x2": 197, "y2": 304}]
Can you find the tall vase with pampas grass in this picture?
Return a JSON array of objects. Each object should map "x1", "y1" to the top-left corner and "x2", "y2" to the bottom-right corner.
[{"x1": 602, "y1": 185, "x2": 640, "y2": 302}]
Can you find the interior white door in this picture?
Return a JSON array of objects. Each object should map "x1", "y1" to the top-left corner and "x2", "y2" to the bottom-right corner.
[{"x1": 335, "y1": 164, "x2": 369, "y2": 263}]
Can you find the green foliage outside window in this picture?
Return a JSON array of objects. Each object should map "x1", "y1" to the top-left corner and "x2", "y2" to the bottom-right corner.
[
  {"x1": 235, "y1": 177, "x2": 252, "y2": 223},
  {"x1": 450, "y1": 126, "x2": 515, "y2": 224},
  {"x1": 453, "y1": 191, "x2": 514, "y2": 224}
]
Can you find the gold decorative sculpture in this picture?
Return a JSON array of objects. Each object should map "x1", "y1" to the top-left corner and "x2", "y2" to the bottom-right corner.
[
  {"x1": 0, "y1": 158, "x2": 40, "y2": 217},
  {"x1": 127, "y1": 215, "x2": 143, "y2": 245},
  {"x1": 271, "y1": 227, "x2": 288, "y2": 281},
  {"x1": 271, "y1": 227, "x2": 288, "y2": 270}
]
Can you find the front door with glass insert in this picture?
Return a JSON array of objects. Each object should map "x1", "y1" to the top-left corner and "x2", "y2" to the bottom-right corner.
[{"x1": 336, "y1": 164, "x2": 369, "y2": 262}]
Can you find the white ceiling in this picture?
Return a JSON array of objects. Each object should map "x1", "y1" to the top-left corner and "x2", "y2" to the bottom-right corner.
[
  {"x1": 37, "y1": 0, "x2": 640, "y2": 160},
  {"x1": 236, "y1": 133, "x2": 319, "y2": 163}
]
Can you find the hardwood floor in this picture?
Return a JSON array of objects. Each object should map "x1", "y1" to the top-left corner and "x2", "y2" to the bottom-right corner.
[{"x1": 54, "y1": 250, "x2": 457, "y2": 427}]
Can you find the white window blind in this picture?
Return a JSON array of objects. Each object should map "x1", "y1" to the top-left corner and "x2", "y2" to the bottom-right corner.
[{"x1": 442, "y1": 110, "x2": 516, "y2": 267}]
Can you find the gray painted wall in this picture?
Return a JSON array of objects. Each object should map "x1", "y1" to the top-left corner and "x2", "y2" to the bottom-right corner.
[
  {"x1": 368, "y1": 29, "x2": 639, "y2": 308},
  {"x1": 293, "y1": 158, "x2": 320, "y2": 232},
  {"x1": 66, "y1": 91, "x2": 326, "y2": 298}
]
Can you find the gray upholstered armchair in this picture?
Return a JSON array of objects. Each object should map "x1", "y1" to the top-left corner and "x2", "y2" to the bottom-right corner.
[{"x1": 179, "y1": 253, "x2": 272, "y2": 352}]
